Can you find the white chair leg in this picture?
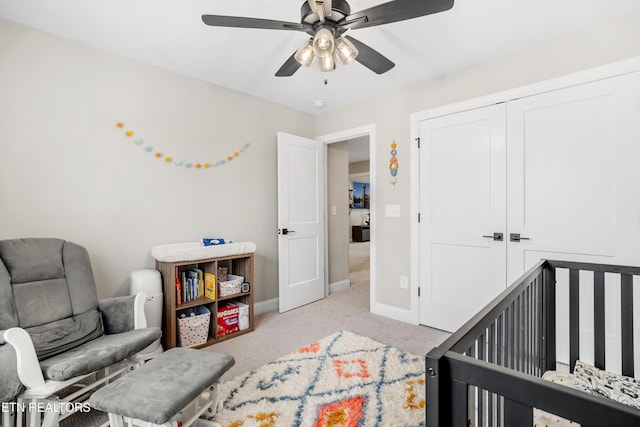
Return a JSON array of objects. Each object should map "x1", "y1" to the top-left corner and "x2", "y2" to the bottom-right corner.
[
  {"x1": 28, "y1": 402, "x2": 41, "y2": 427},
  {"x1": 108, "y1": 413, "x2": 125, "y2": 427},
  {"x1": 15, "y1": 401, "x2": 23, "y2": 427},
  {"x1": 2, "y1": 408, "x2": 15, "y2": 427}
]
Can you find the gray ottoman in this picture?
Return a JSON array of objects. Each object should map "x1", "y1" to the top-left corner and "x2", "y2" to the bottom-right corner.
[{"x1": 89, "y1": 347, "x2": 234, "y2": 426}]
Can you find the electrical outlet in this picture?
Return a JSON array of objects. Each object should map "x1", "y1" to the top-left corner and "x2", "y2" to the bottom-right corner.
[
  {"x1": 331, "y1": 205, "x2": 337, "y2": 215},
  {"x1": 400, "y1": 275, "x2": 409, "y2": 289}
]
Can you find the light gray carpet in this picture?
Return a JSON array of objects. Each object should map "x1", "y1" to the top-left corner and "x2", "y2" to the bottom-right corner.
[{"x1": 206, "y1": 241, "x2": 450, "y2": 381}]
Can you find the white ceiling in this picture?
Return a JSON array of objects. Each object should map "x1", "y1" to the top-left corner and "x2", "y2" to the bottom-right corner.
[
  {"x1": 348, "y1": 136, "x2": 370, "y2": 163},
  {"x1": 1, "y1": 1, "x2": 639, "y2": 114}
]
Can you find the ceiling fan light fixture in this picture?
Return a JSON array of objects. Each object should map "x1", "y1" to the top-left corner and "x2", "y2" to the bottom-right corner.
[
  {"x1": 313, "y1": 28, "x2": 335, "y2": 58},
  {"x1": 294, "y1": 39, "x2": 316, "y2": 66},
  {"x1": 334, "y1": 36, "x2": 358, "y2": 64},
  {"x1": 318, "y1": 53, "x2": 335, "y2": 72}
]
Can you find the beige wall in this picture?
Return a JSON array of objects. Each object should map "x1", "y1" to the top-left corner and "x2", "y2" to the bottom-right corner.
[
  {"x1": 316, "y1": 10, "x2": 640, "y2": 311},
  {"x1": 327, "y1": 142, "x2": 349, "y2": 285},
  {"x1": 349, "y1": 161, "x2": 370, "y2": 175},
  {"x1": 0, "y1": 18, "x2": 315, "y2": 302}
]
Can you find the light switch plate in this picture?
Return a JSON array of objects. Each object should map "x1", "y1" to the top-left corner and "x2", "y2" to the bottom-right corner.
[
  {"x1": 400, "y1": 275, "x2": 409, "y2": 289},
  {"x1": 385, "y1": 204, "x2": 401, "y2": 217}
]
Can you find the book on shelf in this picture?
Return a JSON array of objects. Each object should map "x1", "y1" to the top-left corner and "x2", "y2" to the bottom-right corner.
[
  {"x1": 186, "y1": 270, "x2": 198, "y2": 301},
  {"x1": 175, "y1": 269, "x2": 181, "y2": 305},
  {"x1": 204, "y1": 272, "x2": 216, "y2": 300},
  {"x1": 175, "y1": 264, "x2": 205, "y2": 304},
  {"x1": 191, "y1": 267, "x2": 204, "y2": 298}
]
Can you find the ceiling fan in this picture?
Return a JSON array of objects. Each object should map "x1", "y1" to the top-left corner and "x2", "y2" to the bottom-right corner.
[{"x1": 202, "y1": 0, "x2": 454, "y2": 77}]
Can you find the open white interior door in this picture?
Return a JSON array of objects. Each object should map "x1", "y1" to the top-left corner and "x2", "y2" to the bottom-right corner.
[{"x1": 277, "y1": 132, "x2": 326, "y2": 312}]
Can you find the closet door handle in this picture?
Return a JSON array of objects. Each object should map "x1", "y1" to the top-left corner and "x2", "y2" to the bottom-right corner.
[
  {"x1": 510, "y1": 233, "x2": 530, "y2": 242},
  {"x1": 482, "y1": 233, "x2": 503, "y2": 241}
]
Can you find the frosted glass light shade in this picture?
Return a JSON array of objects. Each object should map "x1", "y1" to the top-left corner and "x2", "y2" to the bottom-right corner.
[
  {"x1": 294, "y1": 39, "x2": 316, "y2": 66},
  {"x1": 318, "y1": 54, "x2": 335, "y2": 72},
  {"x1": 334, "y1": 37, "x2": 358, "y2": 64},
  {"x1": 313, "y1": 28, "x2": 334, "y2": 58}
]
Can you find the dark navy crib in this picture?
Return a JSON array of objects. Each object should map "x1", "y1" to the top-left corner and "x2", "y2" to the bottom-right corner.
[{"x1": 426, "y1": 259, "x2": 640, "y2": 426}]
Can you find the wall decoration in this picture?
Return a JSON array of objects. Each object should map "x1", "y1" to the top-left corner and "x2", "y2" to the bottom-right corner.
[
  {"x1": 389, "y1": 139, "x2": 398, "y2": 189},
  {"x1": 352, "y1": 182, "x2": 370, "y2": 209},
  {"x1": 116, "y1": 121, "x2": 250, "y2": 169}
]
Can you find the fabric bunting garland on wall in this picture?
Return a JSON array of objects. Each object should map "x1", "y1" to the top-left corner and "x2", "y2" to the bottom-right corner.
[{"x1": 116, "y1": 122, "x2": 250, "y2": 169}]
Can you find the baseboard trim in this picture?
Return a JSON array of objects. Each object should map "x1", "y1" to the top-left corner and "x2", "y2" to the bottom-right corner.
[
  {"x1": 254, "y1": 297, "x2": 278, "y2": 315},
  {"x1": 371, "y1": 301, "x2": 418, "y2": 325},
  {"x1": 329, "y1": 279, "x2": 350, "y2": 294},
  {"x1": 254, "y1": 280, "x2": 350, "y2": 314}
]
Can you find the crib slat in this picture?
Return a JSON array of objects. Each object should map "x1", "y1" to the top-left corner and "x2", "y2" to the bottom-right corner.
[
  {"x1": 478, "y1": 333, "x2": 484, "y2": 425},
  {"x1": 535, "y1": 274, "x2": 543, "y2": 376},
  {"x1": 497, "y1": 313, "x2": 503, "y2": 367},
  {"x1": 488, "y1": 323, "x2": 495, "y2": 427},
  {"x1": 594, "y1": 271, "x2": 606, "y2": 370},
  {"x1": 522, "y1": 287, "x2": 531, "y2": 374},
  {"x1": 569, "y1": 269, "x2": 580, "y2": 371},
  {"x1": 517, "y1": 295, "x2": 523, "y2": 372},
  {"x1": 529, "y1": 285, "x2": 534, "y2": 374},
  {"x1": 508, "y1": 305, "x2": 515, "y2": 369},
  {"x1": 528, "y1": 283, "x2": 533, "y2": 375},
  {"x1": 451, "y1": 379, "x2": 468, "y2": 427},
  {"x1": 621, "y1": 274, "x2": 634, "y2": 377},
  {"x1": 543, "y1": 265, "x2": 556, "y2": 370}
]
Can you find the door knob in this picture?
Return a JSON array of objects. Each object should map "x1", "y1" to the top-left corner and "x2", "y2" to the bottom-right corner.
[
  {"x1": 281, "y1": 228, "x2": 295, "y2": 235},
  {"x1": 482, "y1": 232, "x2": 503, "y2": 241},
  {"x1": 510, "y1": 233, "x2": 530, "y2": 242}
]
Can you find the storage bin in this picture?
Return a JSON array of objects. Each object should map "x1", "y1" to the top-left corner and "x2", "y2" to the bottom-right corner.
[
  {"x1": 176, "y1": 306, "x2": 210, "y2": 347},
  {"x1": 219, "y1": 274, "x2": 243, "y2": 297},
  {"x1": 235, "y1": 301, "x2": 250, "y2": 330}
]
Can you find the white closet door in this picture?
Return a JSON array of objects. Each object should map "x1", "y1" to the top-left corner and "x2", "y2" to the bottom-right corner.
[
  {"x1": 506, "y1": 72, "x2": 640, "y2": 371},
  {"x1": 419, "y1": 104, "x2": 507, "y2": 332},
  {"x1": 506, "y1": 72, "x2": 640, "y2": 281}
]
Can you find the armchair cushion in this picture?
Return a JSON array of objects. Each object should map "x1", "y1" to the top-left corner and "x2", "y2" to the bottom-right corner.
[
  {"x1": 0, "y1": 239, "x2": 104, "y2": 360},
  {"x1": 98, "y1": 295, "x2": 136, "y2": 335},
  {"x1": 26, "y1": 310, "x2": 104, "y2": 360},
  {"x1": 0, "y1": 238, "x2": 64, "y2": 284},
  {"x1": 0, "y1": 342, "x2": 23, "y2": 402},
  {"x1": 40, "y1": 327, "x2": 161, "y2": 381}
]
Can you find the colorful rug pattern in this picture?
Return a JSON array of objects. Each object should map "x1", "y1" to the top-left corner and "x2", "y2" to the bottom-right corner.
[{"x1": 210, "y1": 330, "x2": 425, "y2": 427}]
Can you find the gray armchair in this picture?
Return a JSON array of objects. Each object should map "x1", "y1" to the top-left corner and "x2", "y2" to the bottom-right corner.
[{"x1": 0, "y1": 238, "x2": 161, "y2": 426}]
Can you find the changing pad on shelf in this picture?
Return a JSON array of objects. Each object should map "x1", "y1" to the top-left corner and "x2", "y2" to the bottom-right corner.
[{"x1": 151, "y1": 241, "x2": 256, "y2": 262}]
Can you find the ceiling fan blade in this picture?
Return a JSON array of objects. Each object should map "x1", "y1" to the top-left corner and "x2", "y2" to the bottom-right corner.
[
  {"x1": 339, "y1": 0, "x2": 454, "y2": 30},
  {"x1": 275, "y1": 52, "x2": 303, "y2": 77},
  {"x1": 202, "y1": 15, "x2": 312, "y2": 32},
  {"x1": 346, "y1": 36, "x2": 395, "y2": 74}
]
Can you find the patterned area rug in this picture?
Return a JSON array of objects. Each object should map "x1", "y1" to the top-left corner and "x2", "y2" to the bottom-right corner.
[{"x1": 210, "y1": 330, "x2": 425, "y2": 427}]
